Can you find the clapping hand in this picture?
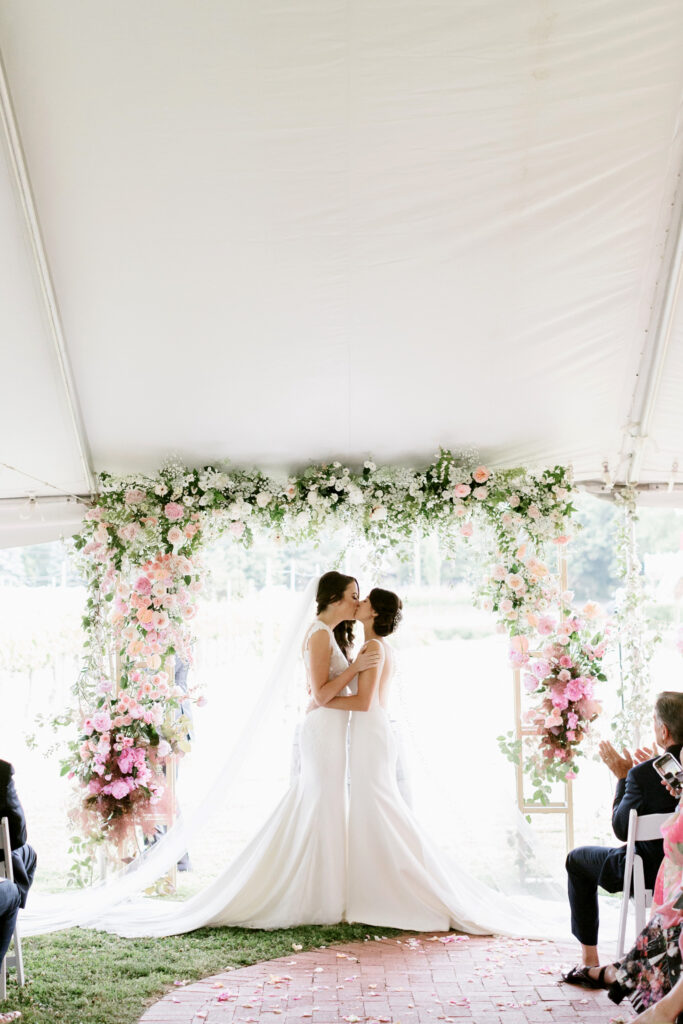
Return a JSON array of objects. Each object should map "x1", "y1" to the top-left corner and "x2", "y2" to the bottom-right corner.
[
  {"x1": 634, "y1": 743, "x2": 657, "y2": 765},
  {"x1": 598, "y1": 739, "x2": 636, "y2": 780}
]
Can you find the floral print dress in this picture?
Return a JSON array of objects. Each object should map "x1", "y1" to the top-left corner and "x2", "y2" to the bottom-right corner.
[{"x1": 609, "y1": 803, "x2": 683, "y2": 1014}]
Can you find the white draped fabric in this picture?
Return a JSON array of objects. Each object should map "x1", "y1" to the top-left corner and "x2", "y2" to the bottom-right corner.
[{"x1": 1, "y1": 0, "x2": 683, "y2": 535}]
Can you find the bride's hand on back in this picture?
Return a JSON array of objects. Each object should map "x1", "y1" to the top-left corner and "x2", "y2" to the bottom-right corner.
[{"x1": 352, "y1": 644, "x2": 381, "y2": 674}]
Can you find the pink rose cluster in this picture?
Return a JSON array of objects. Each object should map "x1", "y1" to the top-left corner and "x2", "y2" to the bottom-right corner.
[
  {"x1": 518, "y1": 613, "x2": 607, "y2": 781},
  {"x1": 451, "y1": 465, "x2": 490, "y2": 505},
  {"x1": 73, "y1": 672, "x2": 194, "y2": 841},
  {"x1": 487, "y1": 546, "x2": 555, "y2": 633},
  {"x1": 110, "y1": 552, "x2": 201, "y2": 672}
]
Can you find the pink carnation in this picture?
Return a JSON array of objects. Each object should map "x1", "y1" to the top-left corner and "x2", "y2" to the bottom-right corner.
[{"x1": 164, "y1": 502, "x2": 185, "y2": 521}]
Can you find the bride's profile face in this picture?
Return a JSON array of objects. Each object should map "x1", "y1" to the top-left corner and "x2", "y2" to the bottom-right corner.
[
  {"x1": 336, "y1": 581, "x2": 359, "y2": 620},
  {"x1": 355, "y1": 597, "x2": 374, "y2": 623}
]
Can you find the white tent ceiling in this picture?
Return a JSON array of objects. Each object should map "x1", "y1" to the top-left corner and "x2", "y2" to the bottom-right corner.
[{"x1": 1, "y1": 1, "x2": 683, "y2": 540}]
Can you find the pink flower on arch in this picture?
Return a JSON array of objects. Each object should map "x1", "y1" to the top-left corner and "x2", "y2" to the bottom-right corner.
[
  {"x1": 164, "y1": 502, "x2": 185, "y2": 521},
  {"x1": 91, "y1": 711, "x2": 111, "y2": 733},
  {"x1": 453, "y1": 483, "x2": 471, "y2": 498},
  {"x1": 472, "y1": 466, "x2": 490, "y2": 484},
  {"x1": 537, "y1": 616, "x2": 555, "y2": 636},
  {"x1": 565, "y1": 679, "x2": 586, "y2": 702},
  {"x1": 460, "y1": 522, "x2": 473, "y2": 538}
]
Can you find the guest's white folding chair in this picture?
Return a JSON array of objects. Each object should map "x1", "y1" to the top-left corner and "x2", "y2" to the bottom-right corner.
[
  {"x1": 0, "y1": 817, "x2": 25, "y2": 1000},
  {"x1": 616, "y1": 808, "x2": 672, "y2": 958}
]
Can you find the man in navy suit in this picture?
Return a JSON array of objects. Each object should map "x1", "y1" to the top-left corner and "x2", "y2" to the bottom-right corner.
[
  {"x1": 0, "y1": 759, "x2": 37, "y2": 961},
  {"x1": 563, "y1": 691, "x2": 683, "y2": 987}
]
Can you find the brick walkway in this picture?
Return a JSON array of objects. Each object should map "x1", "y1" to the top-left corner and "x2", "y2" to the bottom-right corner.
[{"x1": 139, "y1": 933, "x2": 636, "y2": 1024}]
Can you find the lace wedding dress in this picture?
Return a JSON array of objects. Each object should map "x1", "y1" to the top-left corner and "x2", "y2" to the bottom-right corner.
[{"x1": 97, "y1": 620, "x2": 352, "y2": 935}]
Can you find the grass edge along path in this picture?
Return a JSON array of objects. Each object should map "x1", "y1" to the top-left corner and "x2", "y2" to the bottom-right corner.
[{"x1": 0, "y1": 923, "x2": 402, "y2": 1024}]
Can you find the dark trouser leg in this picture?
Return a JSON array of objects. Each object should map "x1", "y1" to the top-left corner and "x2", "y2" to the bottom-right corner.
[
  {"x1": 0, "y1": 881, "x2": 20, "y2": 962},
  {"x1": 566, "y1": 845, "x2": 617, "y2": 947}
]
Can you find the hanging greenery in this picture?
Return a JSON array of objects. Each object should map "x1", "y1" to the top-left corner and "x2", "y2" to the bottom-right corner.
[{"x1": 611, "y1": 488, "x2": 661, "y2": 749}]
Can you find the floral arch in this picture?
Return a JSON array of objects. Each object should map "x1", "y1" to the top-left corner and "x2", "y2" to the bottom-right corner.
[{"x1": 64, "y1": 450, "x2": 607, "y2": 865}]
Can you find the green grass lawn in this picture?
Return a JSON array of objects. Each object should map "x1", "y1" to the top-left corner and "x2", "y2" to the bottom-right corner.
[{"x1": 1, "y1": 923, "x2": 399, "y2": 1024}]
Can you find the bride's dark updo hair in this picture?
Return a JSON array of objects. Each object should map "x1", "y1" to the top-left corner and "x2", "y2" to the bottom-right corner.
[
  {"x1": 369, "y1": 588, "x2": 403, "y2": 637},
  {"x1": 316, "y1": 571, "x2": 357, "y2": 659}
]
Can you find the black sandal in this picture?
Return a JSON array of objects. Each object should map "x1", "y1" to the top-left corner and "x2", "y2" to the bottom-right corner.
[{"x1": 561, "y1": 964, "x2": 611, "y2": 990}]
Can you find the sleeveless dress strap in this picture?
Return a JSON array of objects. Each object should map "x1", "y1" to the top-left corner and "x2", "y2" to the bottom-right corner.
[{"x1": 303, "y1": 620, "x2": 333, "y2": 649}]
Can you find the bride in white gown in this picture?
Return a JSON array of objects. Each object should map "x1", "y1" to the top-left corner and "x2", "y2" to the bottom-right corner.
[
  {"x1": 319, "y1": 587, "x2": 519, "y2": 934},
  {"x1": 95, "y1": 571, "x2": 377, "y2": 935}
]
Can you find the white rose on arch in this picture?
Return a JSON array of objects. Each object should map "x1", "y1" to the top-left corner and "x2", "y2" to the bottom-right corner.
[
  {"x1": 256, "y1": 491, "x2": 272, "y2": 508},
  {"x1": 347, "y1": 485, "x2": 364, "y2": 506}
]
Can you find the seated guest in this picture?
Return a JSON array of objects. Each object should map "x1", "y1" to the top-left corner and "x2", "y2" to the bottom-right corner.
[
  {"x1": 570, "y1": 784, "x2": 683, "y2": 1021},
  {"x1": 563, "y1": 691, "x2": 683, "y2": 987},
  {"x1": 0, "y1": 876, "x2": 20, "y2": 964},
  {"x1": 0, "y1": 760, "x2": 37, "y2": 912}
]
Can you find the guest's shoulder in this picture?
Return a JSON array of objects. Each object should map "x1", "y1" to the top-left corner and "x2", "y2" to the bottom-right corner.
[{"x1": 627, "y1": 757, "x2": 658, "y2": 785}]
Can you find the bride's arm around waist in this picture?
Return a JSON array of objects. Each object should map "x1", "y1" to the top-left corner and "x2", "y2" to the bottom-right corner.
[
  {"x1": 324, "y1": 639, "x2": 383, "y2": 712},
  {"x1": 307, "y1": 631, "x2": 377, "y2": 706}
]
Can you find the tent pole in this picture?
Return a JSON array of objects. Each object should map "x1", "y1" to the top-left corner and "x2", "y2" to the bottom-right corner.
[
  {"x1": 0, "y1": 42, "x2": 96, "y2": 497},
  {"x1": 626, "y1": 162, "x2": 683, "y2": 486}
]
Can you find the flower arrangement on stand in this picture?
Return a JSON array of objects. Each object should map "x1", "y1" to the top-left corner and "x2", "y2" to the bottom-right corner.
[
  {"x1": 499, "y1": 606, "x2": 609, "y2": 803},
  {"x1": 62, "y1": 452, "x2": 582, "y2": 877}
]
